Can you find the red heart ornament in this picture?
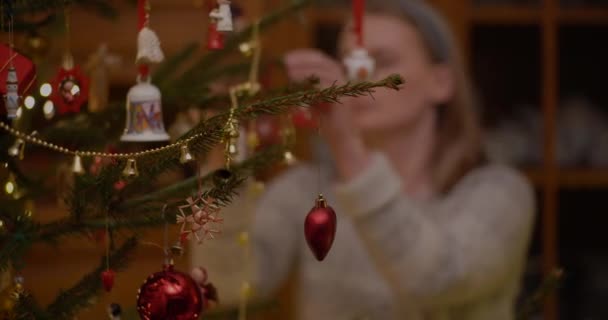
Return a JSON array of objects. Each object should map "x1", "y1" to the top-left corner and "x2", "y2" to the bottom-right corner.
[{"x1": 304, "y1": 195, "x2": 337, "y2": 261}]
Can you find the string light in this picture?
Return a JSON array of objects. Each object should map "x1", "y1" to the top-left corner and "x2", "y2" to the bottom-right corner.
[
  {"x1": 43, "y1": 101, "x2": 55, "y2": 119},
  {"x1": 15, "y1": 107, "x2": 22, "y2": 119},
  {"x1": 5, "y1": 175, "x2": 15, "y2": 195},
  {"x1": 40, "y1": 83, "x2": 52, "y2": 97},
  {"x1": 24, "y1": 96, "x2": 35, "y2": 109}
]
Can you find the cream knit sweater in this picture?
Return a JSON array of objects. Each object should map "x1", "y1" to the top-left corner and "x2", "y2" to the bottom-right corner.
[{"x1": 252, "y1": 153, "x2": 535, "y2": 320}]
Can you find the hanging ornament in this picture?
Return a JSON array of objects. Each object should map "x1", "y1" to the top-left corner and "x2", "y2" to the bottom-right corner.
[
  {"x1": 207, "y1": 23, "x2": 225, "y2": 50},
  {"x1": 107, "y1": 303, "x2": 122, "y2": 320},
  {"x1": 343, "y1": 0, "x2": 375, "y2": 81},
  {"x1": 7, "y1": 138, "x2": 25, "y2": 159},
  {"x1": 122, "y1": 158, "x2": 139, "y2": 178},
  {"x1": 292, "y1": 108, "x2": 317, "y2": 129},
  {"x1": 190, "y1": 267, "x2": 219, "y2": 309},
  {"x1": 177, "y1": 193, "x2": 223, "y2": 244},
  {"x1": 49, "y1": 6, "x2": 89, "y2": 115},
  {"x1": 3, "y1": 66, "x2": 20, "y2": 119},
  {"x1": 101, "y1": 269, "x2": 115, "y2": 292},
  {"x1": 120, "y1": 77, "x2": 169, "y2": 142},
  {"x1": 48, "y1": 62, "x2": 89, "y2": 115},
  {"x1": 136, "y1": 264, "x2": 203, "y2": 320},
  {"x1": 137, "y1": 27, "x2": 165, "y2": 64},
  {"x1": 179, "y1": 144, "x2": 195, "y2": 164},
  {"x1": 304, "y1": 195, "x2": 337, "y2": 261},
  {"x1": 209, "y1": 0, "x2": 233, "y2": 32},
  {"x1": 1, "y1": 24, "x2": 36, "y2": 118},
  {"x1": 122, "y1": 0, "x2": 169, "y2": 142},
  {"x1": 72, "y1": 154, "x2": 85, "y2": 175},
  {"x1": 212, "y1": 168, "x2": 235, "y2": 187}
]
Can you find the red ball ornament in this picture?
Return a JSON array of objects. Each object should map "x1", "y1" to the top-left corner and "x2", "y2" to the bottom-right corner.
[
  {"x1": 137, "y1": 264, "x2": 203, "y2": 320},
  {"x1": 101, "y1": 269, "x2": 115, "y2": 292},
  {"x1": 292, "y1": 108, "x2": 317, "y2": 129},
  {"x1": 304, "y1": 195, "x2": 337, "y2": 261},
  {"x1": 49, "y1": 65, "x2": 89, "y2": 115}
]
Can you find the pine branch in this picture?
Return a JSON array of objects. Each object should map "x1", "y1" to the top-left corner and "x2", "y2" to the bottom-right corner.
[
  {"x1": 14, "y1": 292, "x2": 47, "y2": 320},
  {"x1": 45, "y1": 237, "x2": 138, "y2": 319},
  {"x1": 120, "y1": 145, "x2": 286, "y2": 212}
]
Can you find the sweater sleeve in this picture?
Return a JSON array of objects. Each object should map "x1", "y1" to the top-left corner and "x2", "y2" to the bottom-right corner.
[
  {"x1": 333, "y1": 153, "x2": 535, "y2": 307},
  {"x1": 251, "y1": 168, "x2": 306, "y2": 298}
]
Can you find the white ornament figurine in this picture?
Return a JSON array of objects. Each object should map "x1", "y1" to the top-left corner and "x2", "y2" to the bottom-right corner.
[
  {"x1": 209, "y1": 0, "x2": 233, "y2": 32},
  {"x1": 121, "y1": 77, "x2": 170, "y2": 142},
  {"x1": 136, "y1": 27, "x2": 165, "y2": 64},
  {"x1": 4, "y1": 66, "x2": 20, "y2": 119},
  {"x1": 343, "y1": 48, "x2": 375, "y2": 81}
]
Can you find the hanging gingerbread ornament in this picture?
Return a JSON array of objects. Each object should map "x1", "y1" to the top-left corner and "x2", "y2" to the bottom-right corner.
[
  {"x1": 48, "y1": 6, "x2": 89, "y2": 115},
  {"x1": 305, "y1": 194, "x2": 337, "y2": 261},
  {"x1": 343, "y1": 0, "x2": 375, "y2": 81},
  {"x1": 121, "y1": 0, "x2": 169, "y2": 142},
  {"x1": 137, "y1": 264, "x2": 203, "y2": 320}
]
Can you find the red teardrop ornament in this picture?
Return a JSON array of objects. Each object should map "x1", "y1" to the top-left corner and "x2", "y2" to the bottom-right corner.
[
  {"x1": 304, "y1": 195, "x2": 337, "y2": 261},
  {"x1": 101, "y1": 269, "x2": 115, "y2": 292}
]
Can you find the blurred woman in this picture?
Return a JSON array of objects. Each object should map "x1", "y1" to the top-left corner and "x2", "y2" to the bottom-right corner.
[{"x1": 252, "y1": 1, "x2": 535, "y2": 319}]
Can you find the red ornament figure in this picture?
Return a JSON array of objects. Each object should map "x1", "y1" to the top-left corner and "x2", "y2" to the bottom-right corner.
[
  {"x1": 49, "y1": 65, "x2": 89, "y2": 115},
  {"x1": 207, "y1": 23, "x2": 224, "y2": 50},
  {"x1": 304, "y1": 195, "x2": 337, "y2": 261},
  {"x1": 137, "y1": 264, "x2": 203, "y2": 320},
  {"x1": 101, "y1": 269, "x2": 115, "y2": 292}
]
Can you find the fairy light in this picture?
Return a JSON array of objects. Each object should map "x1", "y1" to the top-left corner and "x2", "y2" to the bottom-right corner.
[
  {"x1": 5, "y1": 180, "x2": 15, "y2": 195},
  {"x1": 40, "y1": 83, "x2": 52, "y2": 97},
  {"x1": 15, "y1": 107, "x2": 22, "y2": 119},
  {"x1": 24, "y1": 96, "x2": 35, "y2": 109},
  {"x1": 43, "y1": 101, "x2": 55, "y2": 119}
]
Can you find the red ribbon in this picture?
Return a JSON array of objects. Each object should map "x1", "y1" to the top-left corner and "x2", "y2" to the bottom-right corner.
[
  {"x1": 137, "y1": 0, "x2": 149, "y2": 79},
  {"x1": 353, "y1": 0, "x2": 365, "y2": 47}
]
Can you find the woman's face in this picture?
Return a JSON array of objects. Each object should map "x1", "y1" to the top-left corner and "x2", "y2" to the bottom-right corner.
[{"x1": 340, "y1": 13, "x2": 454, "y2": 135}]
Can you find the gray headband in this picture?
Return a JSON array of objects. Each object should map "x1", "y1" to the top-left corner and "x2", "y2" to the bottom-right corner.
[{"x1": 367, "y1": 0, "x2": 454, "y2": 63}]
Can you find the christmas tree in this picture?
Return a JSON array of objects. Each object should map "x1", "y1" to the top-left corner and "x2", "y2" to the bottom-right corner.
[{"x1": 0, "y1": 0, "x2": 402, "y2": 319}]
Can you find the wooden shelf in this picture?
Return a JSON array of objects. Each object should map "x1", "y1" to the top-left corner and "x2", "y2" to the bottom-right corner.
[
  {"x1": 471, "y1": 6, "x2": 541, "y2": 25},
  {"x1": 524, "y1": 168, "x2": 608, "y2": 188},
  {"x1": 559, "y1": 8, "x2": 608, "y2": 25}
]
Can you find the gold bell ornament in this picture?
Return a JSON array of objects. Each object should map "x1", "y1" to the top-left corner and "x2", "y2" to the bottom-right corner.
[
  {"x1": 122, "y1": 158, "x2": 139, "y2": 178},
  {"x1": 7, "y1": 139, "x2": 25, "y2": 159},
  {"x1": 72, "y1": 155, "x2": 84, "y2": 175}
]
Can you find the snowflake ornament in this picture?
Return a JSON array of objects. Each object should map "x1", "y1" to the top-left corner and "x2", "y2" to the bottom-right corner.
[{"x1": 177, "y1": 193, "x2": 223, "y2": 244}]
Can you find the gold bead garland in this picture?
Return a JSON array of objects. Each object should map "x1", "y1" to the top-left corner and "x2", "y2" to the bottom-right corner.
[{"x1": 0, "y1": 121, "x2": 203, "y2": 161}]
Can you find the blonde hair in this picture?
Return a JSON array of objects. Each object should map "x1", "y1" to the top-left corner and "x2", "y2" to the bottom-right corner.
[{"x1": 367, "y1": 0, "x2": 483, "y2": 192}]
